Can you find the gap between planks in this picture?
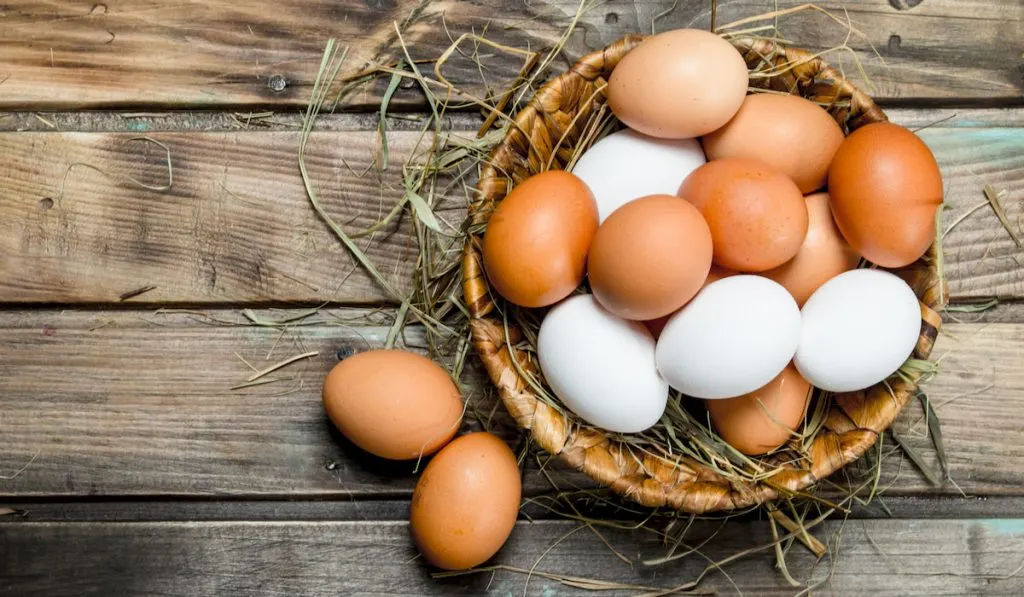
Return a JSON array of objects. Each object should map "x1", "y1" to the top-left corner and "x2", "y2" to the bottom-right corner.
[{"x1": 6, "y1": 494, "x2": 1024, "y2": 522}]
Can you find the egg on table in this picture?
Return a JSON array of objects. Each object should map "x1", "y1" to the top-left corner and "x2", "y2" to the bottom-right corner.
[
  {"x1": 707, "y1": 363, "x2": 812, "y2": 456},
  {"x1": 588, "y1": 194, "x2": 713, "y2": 320},
  {"x1": 656, "y1": 276, "x2": 801, "y2": 399},
  {"x1": 571, "y1": 128, "x2": 707, "y2": 222},
  {"x1": 322, "y1": 349, "x2": 463, "y2": 460},
  {"x1": 482, "y1": 170, "x2": 598, "y2": 308},
  {"x1": 410, "y1": 432, "x2": 521, "y2": 570},
  {"x1": 607, "y1": 29, "x2": 749, "y2": 139},
  {"x1": 828, "y1": 122, "x2": 943, "y2": 268},
  {"x1": 538, "y1": 294, "x2": 668, "y2": 433},
  {"x1": 795, "y1": 269, "x2": 922, "y2": 392},
  {"x1": 679, "y1": 158, "x2": 808, "y2": 272},
  {"x1": 702, "y1": 93, "x2": 845, "y2": 194},
  {"x1": 763, "y1": 192, "x2": 861, "y2": 306}
]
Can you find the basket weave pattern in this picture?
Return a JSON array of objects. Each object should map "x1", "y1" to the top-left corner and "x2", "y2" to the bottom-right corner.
[{"x1": 463, "y1": 36, "x2": 947, "y2": 513}]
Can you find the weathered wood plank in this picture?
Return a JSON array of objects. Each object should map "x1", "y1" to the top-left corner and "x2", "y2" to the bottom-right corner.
[
  {"x1": 3, "y1": 518, "x2": 1024, "y2": 596},
  {"x1": 0, "y1": 1, "x2": 1019, "y2": 109},
  {"x1": 0, "y1": 309, "x2": 515, "y2": 498},
  {"x1": 0, "y1": 311, "x2": 1020, "y2": 498},
  {"x1": 0, "y1": 130, "x2": 462, "y2": 304},
  {"x1": 922, "y1": 126, "x2": 1024, "y2": 300},
  {"x1": 0, "y1": 121, "x2": 1021, "y2": 304},
  {"x1": 874, "y1": 321, "x2": 1024, "y2": 495}
]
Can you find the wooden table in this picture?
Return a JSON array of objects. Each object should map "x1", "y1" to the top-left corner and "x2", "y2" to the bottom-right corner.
[{"x1": 1, "y1": 1, "x2": 1022, "y2": 595}]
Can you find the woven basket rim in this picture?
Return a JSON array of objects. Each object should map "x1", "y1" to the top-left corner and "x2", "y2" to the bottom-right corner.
[{"x1": 462, "y1": 34, "x2": 948, "y2": 514}]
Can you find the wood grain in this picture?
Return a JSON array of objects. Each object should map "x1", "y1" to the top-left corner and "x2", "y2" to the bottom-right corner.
[
  {"x1": 0, "y1": 310, "x2": 1020, "y2": 499},
  {"x1": 0, "y1": 309, "x2": 518, "y2": 498},
  {"x1": 0, "y1": 120, "x2": 1021, "y2": 304},
  {"x1": 3, "y1": 518, "x2": 1024, "y2": 596},
  {"x1": 0, "y1": 129, "x2": 465, "y2": 304},
  {"x1": 0, "y1": 0, "x2": 1020, "y2": 109},
  {"x1": 922, "y1": 126, "x2": 1024, "y2": 300}
]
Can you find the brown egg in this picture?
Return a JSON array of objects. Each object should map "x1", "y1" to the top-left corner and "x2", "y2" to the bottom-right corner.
[
  {"x1": 763, "y1": 192, "x2": 861, "y2": 306},
  {"x1": 706, "y1": 364, "x2": 811, "y2": 456},
  {"x1": 410, "y1": 432, "x2": 521, "y2": 570},
  {"x1": 322, "y1": 350, "x2": 463, "y2": 460},
  {"x1": 701, "y1": 93, "x2": 844, "y2": 193},
  {"x1": 828, "y1": 122, "x2": 944, "y2": 268},
  {"x1": 679, "y1": 158, "x2": 808, "y2": 272},
  {"x1": 588, "y1": 195, "x2": 713, "y2": 320},
  {"x1": 482, "y1": 171, "x2": 598, "y2": 308},
  {"x1": 643, "y1": 265, "x2": 735, "y2": 338},
  {"x1": 607, "y1": 29, "x2": 749, "y2": 139}
]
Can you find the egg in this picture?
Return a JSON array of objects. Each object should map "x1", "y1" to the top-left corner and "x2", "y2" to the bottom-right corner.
[
  {"x1": 588, "y1": 195, "x2": 713, "y2": 320},
  {"x1": 571, "y1": 129, "x2": 707, "y2": 222},
  {"x1": 679, "y1": 158, "x2": 808, "y2": 272},
  {"x1": 643, "y1": 264, "x2": 736, "y2": 338},
  {"x1": 827, "y1": 122, "x2": 943, "y2": 268},
  {"x1": 701, "y1": 93, "x2": 845, "y2": 193},
  {"x1": 656, "y1": 276, "x2": 801, "y2": 399},
  {"x1": 795, "y1": 269, "x2": 921, "y2": 393},
  {"x1": 538, "y1": 294, "x2": 668, "y2": 433},
  {"x1": 482, "y1": 170, "x2": 598, "y2": 307},
  {"x1": 607, "y1": 29, "x2": 749, "y2": 139},
  {"x1": 763, "y1": 192, "x2": 861, "y2": 306},
  {"x1": 322, "y1": 350, "x2": 463, "y2": 460},
  {"x1": 707, "y1": 364, "x2": 811, "y2": 456},
  {"x1": 410, "y1": 432, "x2": 521, "y2": 570}
]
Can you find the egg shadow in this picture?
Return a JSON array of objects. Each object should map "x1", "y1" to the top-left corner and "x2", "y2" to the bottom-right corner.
[{"x1": 322, "y1": 419, "x2": 426, "y2": 482}]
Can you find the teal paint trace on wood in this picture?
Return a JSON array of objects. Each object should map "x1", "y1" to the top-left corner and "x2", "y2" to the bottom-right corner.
[{"x1": 980, "y1": 519, "x2": 1024, "y2": 536}]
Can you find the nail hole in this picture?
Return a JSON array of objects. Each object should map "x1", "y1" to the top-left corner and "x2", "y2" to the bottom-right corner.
[
  {"x1": 889, "y1": 0, "x2": 924, "y2": 9},
  {"x1": 605, "y1": 12, "x2": 619, "y2": 24},
  {"x1": 268, "y1": 75, "x2": 287, "y2": 92},
  {"x1": 887, "y1": 34, "x2": 902, "y2": 52},
  {"x1": 39, "y1": 198, "x2": 54, "y2": 210},
  {"x1": 336, "y1": 347, "x2": 356, "y2": 361}
]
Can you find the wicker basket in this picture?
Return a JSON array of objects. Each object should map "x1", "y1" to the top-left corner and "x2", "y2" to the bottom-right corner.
[{"x1": 462, "y1": 35, "x2": 947, "y2": 514}]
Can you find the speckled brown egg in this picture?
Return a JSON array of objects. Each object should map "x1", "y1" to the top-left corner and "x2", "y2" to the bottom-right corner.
[
  {"x1": 706, "y1": 364, "x2": 811, "y2": 456},
  {"x1": 763, "y1": 192, "x2": 861, "y2": 306},
  {"x1": 701, "y1": 93, "x2": 845, "y2": 193},
  {"x1": 607, "y1": 29, "x2": 749, "y2": 139},
  {"x1": 322, "y1": 350, "x2": 463, "y2": 460},
  {"x1": 483, "y1": 170, "x2": 598, "y2": 308},
  {"x1": 410, "y1": 432, "x2": 521, "y2": 570},
  {"x1": 588, "y1": 194, "x2": 713, "y2": 320},
  {"x1": 828, "y1": 122, "x2": 943, "y2": 268},
  {"x1": 678, "y1": 158, "x2": 808, "y2": 272}
]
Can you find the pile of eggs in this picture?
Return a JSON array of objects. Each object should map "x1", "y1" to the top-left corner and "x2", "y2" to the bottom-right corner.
[{"x1": 483, "y1": 28, "x2": 943, "y2": 456}]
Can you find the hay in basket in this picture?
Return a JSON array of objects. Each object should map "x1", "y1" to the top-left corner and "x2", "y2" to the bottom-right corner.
[{"x1": 462, "y1": 35, "x2": 948, "y2": 514}]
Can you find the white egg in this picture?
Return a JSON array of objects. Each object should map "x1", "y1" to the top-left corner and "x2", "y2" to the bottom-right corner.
[
  {"x1": 656, "y1": 276, "x2": 801, "y2": 399},
  {"x1": 538, "y1": 294, "x2": 668, "y2": 433},
  {"x1": 570, "y1": 128, "x2": 706, "y2": 222},
  {"x1": 795, "y1": 269, "x2": 921, "y2": 393}
]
